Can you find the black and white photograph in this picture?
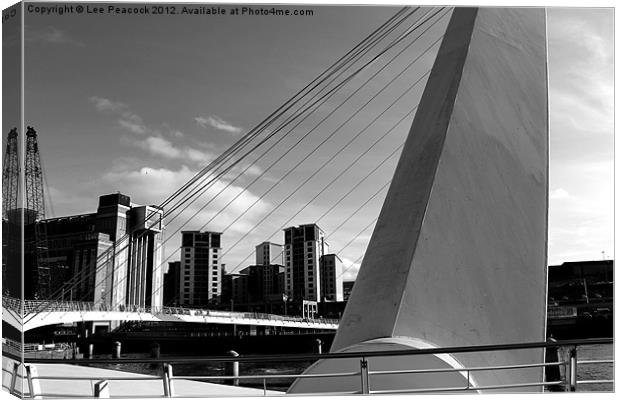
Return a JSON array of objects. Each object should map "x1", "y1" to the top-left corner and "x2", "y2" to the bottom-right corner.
[{"x1": 1, "y1": 1, "x2": 614, "y2": 397}]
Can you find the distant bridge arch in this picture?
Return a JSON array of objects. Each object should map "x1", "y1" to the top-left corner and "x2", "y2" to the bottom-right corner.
[{"x1": 2, "y1": 297, "x2": 339, "y2": 332}]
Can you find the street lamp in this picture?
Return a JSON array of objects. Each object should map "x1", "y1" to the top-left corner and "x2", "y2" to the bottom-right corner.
[{"x1": 282, "y1": 293, "x2": 288, "y2": 316}]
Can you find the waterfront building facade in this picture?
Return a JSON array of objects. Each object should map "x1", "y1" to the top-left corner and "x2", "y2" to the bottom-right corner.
[
  {"x1": 320, "y1": 254, "x2": 344, "y2": 301},
  {"x1": 163, "y1": 261, "x2": 181, "y2": 306},
  {"x1": 256, "y1": 241, "x2": 284, "y2": 266},
  {"x1": 343, "y1": 280, "x2": 355, "y2": 301},
  {"x1": 35, "y1": 193, "x2": 164, "y2": 307},
  {"x1": 180, "y1": 230, "x2": 222, "y2": 306},
  {"x1": 283, "y1": 224, "x2": 327, "y2": 302}
]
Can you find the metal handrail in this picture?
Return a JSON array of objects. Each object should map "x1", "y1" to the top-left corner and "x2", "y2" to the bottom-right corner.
[
  {"x1": 3, "y1": 338, "x2": 612, "y2": 397},
  {"x1": 7, "y1": 337, "x2": 611, "y2": 365},
  {"x1": 4, "y1": 296, "x2": 339, "y2": 326}
]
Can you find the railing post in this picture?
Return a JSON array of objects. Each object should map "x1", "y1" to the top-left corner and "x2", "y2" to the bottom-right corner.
[
  {"x1": 94, "y1": 380, "x2": 110, "y2": 398},
  {"x1": 226, "y1": 350, "x2": 240, "y2": 386},
  {"x1": 360, "y1": 357, "x2": 370, "y2": 394},
  {"x1": 25, "y1": 365, "x2": 42, "y2": 399},
  {"x1": 163, "y1": 363, "x2": 175, "y2": 397},
  {"x1": 569, "y1": 346, "x2": 578, "y2": 392},
  {"x1": 9, "y1": 361, "x2": 20, "y2": 395}
]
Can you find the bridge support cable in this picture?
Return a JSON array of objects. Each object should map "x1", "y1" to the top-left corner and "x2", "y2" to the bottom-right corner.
[
  {"x1": 150, "y1": 97, "x2": 414, "y2": 290},
  {"x1": 41, "y1": 8, "x2": 447, "y2": 312},
  {"x1": 160, "y1": 7, "x2": 422, "y2": 222},
  {"x1": 162, "y1": 7, "x2": 442, "y2": 224},
  {"x1": 23, "y1": 7, "x2": 431, "y2": 318},
  {"x1": 207, "y1": 15, "x2": 446, "y2": 245},
  {"x1": 212, "y1": 31, "x2": 446, "y2": 264},
  {"x1": 162, "y1": 7, "x2": 421, "y2": 228},
  {"x1": 23, "y1": 7, "x2": 411, "y2": 310},
  {"x1": 159, "y1": 6, "x2": 412, "y2": 212},
  {"x1": 144, "y1": 31, "x2": 442, "y2": 281},
  {"x1": 94, "y1": 9, "x2": 450, "y2": 310},
  {"x1": 67, "y1": 8, "x2": 438, "y2": 311},
  {"x1": 112, "y1": 64, "x2": 432, "y2": 307}
]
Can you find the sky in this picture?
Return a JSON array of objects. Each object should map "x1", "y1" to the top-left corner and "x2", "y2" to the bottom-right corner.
[{"x1": 1, "y1": 3, "x2": 614, "y2": 281}]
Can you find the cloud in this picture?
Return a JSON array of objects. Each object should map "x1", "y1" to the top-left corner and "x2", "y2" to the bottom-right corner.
[
  {"x1": 100, "y1": 165, "x2": 273, "y2": 268},
  {"x1": 195, "y1": 116, "x2": 243, "y2": 134},
  {"x1": 89, "y1": 96, "x2": 126, "y2": 113},
  {"x1": 131, "y1": 136, "x2": 215, "y2": 164},
  {"x1": 26, "y1": 26, "x2": 84, "y2": 46},
  {"x1": 89, "y1": 96, "x2": 147, "y2": 134},
  {"x1": 118, "y1": 114, "x2": 146, "y2": 134}
]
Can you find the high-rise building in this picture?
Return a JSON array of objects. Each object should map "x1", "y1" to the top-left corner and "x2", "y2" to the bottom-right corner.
[
  {"x1": 343, "y1": 280, "x2": 355, "y2": 301},
  {"x1": 320, "y1": 254, "x2": 344, "y2": 301},
  {"x1": 256, "y1": 241, "x2": 284, "y2": 266},
  {"x1": 283, "y1": 224, "x2": 328, "y2": 301},
  {"x1": 163, "y1": 261, "x2": 181, "y2": 306},
  {"x1": 180, "y1": 230, "x2": 222, "y2": 307}
]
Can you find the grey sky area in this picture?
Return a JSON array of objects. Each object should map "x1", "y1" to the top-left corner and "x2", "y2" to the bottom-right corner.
[{"x1": 2, "y1": 4, "x2": 613, "y2": 279}]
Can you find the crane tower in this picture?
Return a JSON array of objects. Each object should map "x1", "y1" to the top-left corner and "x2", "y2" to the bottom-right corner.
[{"x1": 2, "y1": 126, "x2": 50, "y2": 298}]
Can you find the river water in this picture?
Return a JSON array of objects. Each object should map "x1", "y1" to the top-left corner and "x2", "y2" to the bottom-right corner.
[{"x1": 89, "y1": 343, "x2": 613, "y2": 393}]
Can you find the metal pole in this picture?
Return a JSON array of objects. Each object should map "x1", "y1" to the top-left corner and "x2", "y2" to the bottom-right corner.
[
  {"x1": 569, "y1": 346, "x2": 577, "y2": 392},
  {"x1": 360, "y1": 357, "x2": 370, "y2": 394},
  {"x1": 9, "y1": 362, "x2": 19, "y2": 395},
  {"x1": 226, "y1": 350, "x2": 240, "y2": 386},
  {"x1": 25, "y1": 365, "x2": 42, "y2": 399},
  {"x1": 163, "y1": 363, "x2": 174, "y2": 397},
  {"x1": 94, "y1": 380, "x2": 110, "y2": 398}
]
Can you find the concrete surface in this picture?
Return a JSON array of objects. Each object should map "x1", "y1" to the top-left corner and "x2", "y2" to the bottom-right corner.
[
  {"x1": 2, "y1": 356, "x2": 281, "y2": 398},
  {"x1": 294, "y1": 7, "x2": 549, "y2": 393}
]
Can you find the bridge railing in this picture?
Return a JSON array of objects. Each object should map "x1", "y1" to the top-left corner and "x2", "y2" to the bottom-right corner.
[
  {"x1": 2, "y1": 338, "x2": 612, "y2": 398},
  {"x1": 3, "y1": 296, "x2": 339, "y2": 327}
]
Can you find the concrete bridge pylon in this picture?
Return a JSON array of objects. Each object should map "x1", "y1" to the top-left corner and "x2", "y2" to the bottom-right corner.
[{"x1": 289, "y1": 7, "x2": 548, "y2": 394}]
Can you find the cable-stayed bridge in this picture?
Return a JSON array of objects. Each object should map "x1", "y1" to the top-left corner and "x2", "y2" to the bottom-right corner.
[{"x1": 3, "y1": 5, "x2": 560, "y2": 394}]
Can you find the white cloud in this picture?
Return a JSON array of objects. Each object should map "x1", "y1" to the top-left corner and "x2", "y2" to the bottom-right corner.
[
  {"x1": 89, "y1": 96, "x2": 126, "y2": 113},
  {"x1": 89, "y1": 96, "x2": 147, "y2": 134},
  {"x1": 100, "y1": 165, "x2": 273, "y2": 269},
  {"x1": 195, "y1": 115, "x2": 243, "y2": 135},
  {"x1": 118, "y1": 117, "x2": 146, "y2": 134},
  {"x1": 132, "y1": 136, "x2": 215, "y2": 164}
]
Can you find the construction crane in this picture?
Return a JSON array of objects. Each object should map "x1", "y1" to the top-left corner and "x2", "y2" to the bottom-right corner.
[
  {"x1": 2, "y1": 127, "x2": 51, "y2": 298},
  {"x1": 2, "y1": 128, "x2": 19, "y2": 296}
]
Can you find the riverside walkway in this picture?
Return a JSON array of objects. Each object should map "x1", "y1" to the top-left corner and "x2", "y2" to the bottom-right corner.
[{"x1": 2, "y1": 357, "x2": 282, "y2": 398}]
